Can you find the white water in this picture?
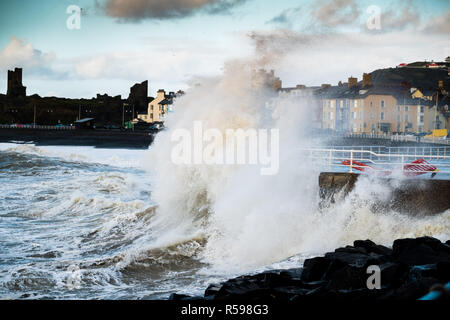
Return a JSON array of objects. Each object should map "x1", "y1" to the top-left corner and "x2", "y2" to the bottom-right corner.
[
  {"x1": 1, "y1": 64, "x2": 449, "y2": 299},
  {"x1": 143, "y1": 62, "x2": 450, "y2": 276}
]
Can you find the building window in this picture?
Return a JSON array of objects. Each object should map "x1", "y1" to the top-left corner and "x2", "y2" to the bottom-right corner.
[
  {"x1": 420, "y1": 115, "x2": 424, "y2": 123},
  {"x1": 405, "y1": 106, "x2": 409, "y2": 112},
  {"x1": 380, "y1": 112, "x2": 385, "y2": 120},
  {"x1": 397, "y1": 105, "x2": 401, "y2": 112},
  {"x1": 359, "y1": 111, "x2": 362, "y2": 120},
  {"x1": 420, "y1": 106, "x2": 424, "y2": 113},
  {"x1": 381, "y1": 100, "x2": 385, "y2": 108},
  {"x1": 327, "y1": 100, "x2": 331, "y2": 108},
  {"x1": 370, "y1": 101, "x2": 373, "y2": 107},
  {"x1": 397, "y1": 115, "x2": 401, "y2": 122},
  {"x1": 352, "y1": 112, "x2": 356, "y2": 120},
  {"x1": 405, "y1": 114, "x2": 409, "y2": 122},
  {"x1": 371, "y1": 123, "x2": 375, "y2": 132}
]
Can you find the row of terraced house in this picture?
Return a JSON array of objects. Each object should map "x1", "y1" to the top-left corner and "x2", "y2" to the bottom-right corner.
[{"x1": 278, "y1": 65, "x2": 450, "y2": 135}]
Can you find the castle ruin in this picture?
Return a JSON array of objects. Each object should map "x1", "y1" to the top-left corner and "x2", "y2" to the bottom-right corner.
[{"x1": 7, "y1": 68, "x2": 26, "y2": 98}]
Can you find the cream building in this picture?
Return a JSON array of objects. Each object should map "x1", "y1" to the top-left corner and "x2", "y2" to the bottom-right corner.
[
  {"x1": 320, "y1": 75, "x2": 434, "y2": 134},
  {"x1": 137, "y1": 89, "x2": 174, "y2": 123}
]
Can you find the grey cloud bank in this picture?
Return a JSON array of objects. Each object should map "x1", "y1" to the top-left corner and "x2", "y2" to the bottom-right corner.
[{"x1": 97, "y1": 0, "x2": 247, "y2": 21}]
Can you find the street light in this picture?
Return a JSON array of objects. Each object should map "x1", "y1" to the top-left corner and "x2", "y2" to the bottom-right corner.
[{"x1": 122, "y1": 103, "x2": 129, "y2": 128}]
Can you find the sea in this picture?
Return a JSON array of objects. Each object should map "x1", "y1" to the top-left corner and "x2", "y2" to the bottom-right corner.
[{"x1": 0, "y1": 142, "x2": 448, "y2": 299}]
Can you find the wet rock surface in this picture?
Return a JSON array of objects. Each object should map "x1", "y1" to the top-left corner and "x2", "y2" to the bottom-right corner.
[{"x1": 171, "y1": 237, "x2": 450, "y2": 301}]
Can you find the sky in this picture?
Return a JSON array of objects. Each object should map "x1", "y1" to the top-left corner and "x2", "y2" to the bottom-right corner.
[{"x1": 0, "y1": 0, "x2": 449, "y2": 98}]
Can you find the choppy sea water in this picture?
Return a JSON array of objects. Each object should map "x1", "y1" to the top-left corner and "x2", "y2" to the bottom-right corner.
[
  {"x1": 0, "y1": 142, "x2": 448, "y2": 300},
  {"x1": 0, "y1": 143, "x2": 222, "y2": 299}
]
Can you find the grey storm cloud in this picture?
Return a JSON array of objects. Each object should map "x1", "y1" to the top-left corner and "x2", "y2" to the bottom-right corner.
[
  {"x1": 422, "y1": 10, "x2": 450, "y2": 34},
  {"x1": 97, "y1": 0, "x2": 247, "y2": 21},
  {"x1": 266, "y1": 0, "x2": 360, "y2": 30},
  {"x1": 267, "y1": 7, "x2": 302, "y2": 27},
  {"x1": 248, "y1": 29, "x2": 349, "y2": 67},
  {"x1": 368, "y1": 0, "x2": 421, "y2": 33},
  {"x1": 313, "y1": 0, "x2": 360, "y2": 27}
]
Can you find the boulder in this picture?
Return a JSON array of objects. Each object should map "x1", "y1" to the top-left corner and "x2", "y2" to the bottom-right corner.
[
  {"x1": 392, "y1": 237, "x2": 450, "y2": 266},
  {"x1": 177, "y1": 237, "x2": 450, "y2": 301}
]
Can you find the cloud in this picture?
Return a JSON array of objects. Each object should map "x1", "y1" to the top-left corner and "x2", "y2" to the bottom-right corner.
[
  {"x1": 246, "y1": 26, "x2": 449, "y2": 89},
  {"x1": 422, "y1": 10, "x2": 450, "y2": 34},
  {"x1": 267, "y1": 0, "x2": 434, "y2": 34},
  {"x1": 313, "y1": 0, "x2": 360, "y2": 28},
  {"x1": 367, "y1": 0, "x2": 420, "y2": 33},
  {"x1": 0, "y1": 37, "x2": 55, "y2": 73},
  {"x1": 248, "y1": 29, "x2": 349, "y2": 67},
  {"x1": 266, "y1": 7, "x2": 302, "y2": 28},
  {"x1": 266, "y1": 0, "x2": 360, "y2": 30},
  {"x1": 97, "y1": 0, "x2": 247, "y2": 21}
]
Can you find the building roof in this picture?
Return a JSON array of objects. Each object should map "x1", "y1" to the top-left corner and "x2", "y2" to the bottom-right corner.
[
  {"x1": 315, "y1": 83, "x2": 422, "y2": 101},
  {"x1": 159, "y1": 98, "x2": 172, "y2": 105},
  {"x1": 75, "y1": 118, "x2": 94, "y2": 123},
  {"x1": 397, "y1": 97, "x2": 434, "y2": 106}
]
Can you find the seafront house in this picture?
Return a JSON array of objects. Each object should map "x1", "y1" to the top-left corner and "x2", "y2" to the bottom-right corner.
[
  {"x1": 137, "y1": 89, "x2": 175, "y2": 124},
  {"x1": 319, "y1": 74, "x2": 436, "y2": 134}
]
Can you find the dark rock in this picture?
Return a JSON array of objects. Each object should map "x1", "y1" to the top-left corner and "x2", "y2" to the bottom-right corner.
[
  {"x1": 324, "y1": 264, "x2": 368, "y2": 291},
  {"x1": 392, "y1": 237, "x2": 450, "y2": 266},
  {"x1": 353, "y1": 239, "x2": 393, "y2": 256},
  {"x1": 436, "y1": 261, "x2": 450, "y2": 282},
  {"x1": 379, "y1": 262, "x2": 406, "y2": 288},
  {"x1": 335, "y1": 245, "x2": 367, "y2": 255},
  {"x1": 301, "y1": 257, "x2": 330, "y2": 282},
  {"x1": 324, "y1": 250, "x2": 371, "y2": 268},
  {"x1": 168, "y1": 293, "x2": 197, "y2": 301},
  {"x1": 199, "y1": 237, "x2": 450, "y2": 301},
  {"x1": 204, "y1": 283, "x2": 222, "y2": 297}
]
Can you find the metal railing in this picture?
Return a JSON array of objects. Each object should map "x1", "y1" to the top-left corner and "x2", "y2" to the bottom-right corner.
[
  {"x1": 0, "y1": 124, "x2": 75, "y2": 130},
  {"x1": 330, "y1": 145, "x2": 449, "y2": 159},
  {"x1": 347, "y1": 133, "x2": 450, "y2": 145},
  {"x1": 303, "y1": 147, "x2": 450, "y2": 175}
]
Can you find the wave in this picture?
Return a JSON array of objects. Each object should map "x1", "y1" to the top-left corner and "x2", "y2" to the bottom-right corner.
[
  {"x1": 140, "y1": 62, "x2": 450, "y2": 275},
  {"x1": 0, "y1": 143, "x2": 147, "y2": 169}
]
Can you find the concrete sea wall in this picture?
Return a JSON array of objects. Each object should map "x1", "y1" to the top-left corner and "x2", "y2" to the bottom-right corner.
[{"x1": 319, "y1": 172, "x2": 450, "y2": 215}]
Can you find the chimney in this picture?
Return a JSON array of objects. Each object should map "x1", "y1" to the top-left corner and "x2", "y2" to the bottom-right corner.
[
  {"x1": 362, "y1": 73, "x2": 372, "y2": 87},
  {"x1": 296, "y1": 84, "x2": 306, "y2": 89},
  {"x1": 157, "y1": 89, "x2": 165, "y2": 98},
  {"x1": 321, "y1": 84, "x2": 331, "y2": 89},
  {"x1": 348, "y1": 76, "x2": 357, "y2": 88}
]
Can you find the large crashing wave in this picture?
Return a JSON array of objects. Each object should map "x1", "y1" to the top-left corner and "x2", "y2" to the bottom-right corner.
[{"x1": 144, "y1": 62, "x2": 450, "y2": 274}]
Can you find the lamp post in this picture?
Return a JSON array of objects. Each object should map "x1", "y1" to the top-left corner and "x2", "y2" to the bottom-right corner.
[
  {"x1": 122, "y1": 103, "x2": 129, "y2": 128},
  {"x1": 132, "y1": 104, "x2": 135, "y2": 131}
]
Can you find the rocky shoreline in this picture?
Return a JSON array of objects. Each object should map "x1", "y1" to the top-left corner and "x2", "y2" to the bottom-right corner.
[{"x1": 172, "y1": 237, "x2": 450, "y2": 301}]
